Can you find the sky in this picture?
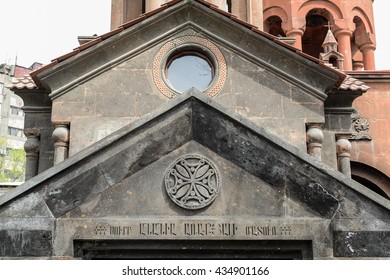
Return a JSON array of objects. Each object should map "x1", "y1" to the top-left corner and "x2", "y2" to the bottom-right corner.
[
  {"x1": 0, "y1": 0, "x2": 389, "y2": 70},
  {"x1": 0, "y1": 0, "x2": 112, "y2": 67}
]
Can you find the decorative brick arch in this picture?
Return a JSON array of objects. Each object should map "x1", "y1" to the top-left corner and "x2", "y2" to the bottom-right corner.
[
  {"x1": 299, "y1": 4, "x2": 337, "y2": 59},
  {"x1": 263, "y1": 6, "x2": 289, "y2": 31},
  {"x1": 350, "y1": 7, "x2": 376, "y2": 69},
  {"x1": 351, "y1": 7, "x2": 374, "y2": 34},
  {"x1": 297, "y1": 0, "x2": 344, "y2": 24}
]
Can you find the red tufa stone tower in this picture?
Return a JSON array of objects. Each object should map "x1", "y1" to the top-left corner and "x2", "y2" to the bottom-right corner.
[
  {"x1": 263, "y1": 0, "x2": 376, "y2": 71},
  {"x1": 111, "y1": 0, "x2": 264, "y2": 31},
  {"x1": 111, "y1": 0, "x2": 376, "y2": 71}
]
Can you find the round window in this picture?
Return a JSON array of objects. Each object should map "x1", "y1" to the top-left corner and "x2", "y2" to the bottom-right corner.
[
  {"x1": 153, "y1": 36, "x2": 227, "y2": 98},
  {"x1": 166, "y1": 53, "x2": 214, "y2": 93}
]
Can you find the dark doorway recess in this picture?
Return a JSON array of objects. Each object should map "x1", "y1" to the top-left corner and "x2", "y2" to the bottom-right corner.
[{"x1": 74, "y1": 240, "x2": 313, "y2": 260}]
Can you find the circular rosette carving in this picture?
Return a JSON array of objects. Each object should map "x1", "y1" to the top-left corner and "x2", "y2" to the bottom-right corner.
[{"x1": 165, "y1": 154, "x2": 221, "y2": 210}]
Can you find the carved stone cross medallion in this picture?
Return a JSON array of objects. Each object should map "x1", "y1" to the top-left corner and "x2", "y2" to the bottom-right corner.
[{"x1": 164, "y1": 154, "x2": 221, "y2": 210}]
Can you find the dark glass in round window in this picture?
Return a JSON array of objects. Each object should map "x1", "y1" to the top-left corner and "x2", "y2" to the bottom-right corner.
[{"x1": 166, "y1": 54, "x2": 213, "y2": 93}]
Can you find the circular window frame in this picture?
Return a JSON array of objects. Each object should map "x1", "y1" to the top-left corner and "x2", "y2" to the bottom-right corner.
[
  {"x1": 164, "y1": 47, "x2": 216, "y2": 93},
  {"x1": 153, "y1": 36, "x2": 227, "y2": 98}
]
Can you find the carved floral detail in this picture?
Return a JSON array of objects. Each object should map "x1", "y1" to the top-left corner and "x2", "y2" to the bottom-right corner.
[
  {"x1": 354, "y1": 117, "x2": 370, "y2": 133},
  {"x1": 351, "y1": 117, "x2": 372, "y2": 141},
  {"x1": 165, "y1": 154, "x2": 220, "y2": 210}
]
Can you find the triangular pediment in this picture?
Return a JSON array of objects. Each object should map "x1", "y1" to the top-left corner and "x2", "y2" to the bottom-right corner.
[
  {"x1": 67, "y1": 140, "x2": 318, "y2": 219},
  {"x1": 3, "y1": 0, "x2": 387, "y2": 260},
  {"x1": 1, "y1": 89, "x2": 389, "y2": 220}
]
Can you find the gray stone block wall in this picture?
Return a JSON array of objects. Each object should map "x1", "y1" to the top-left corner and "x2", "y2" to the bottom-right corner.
[
  {"x1": 52, "y1": 30, "x2": 324, "y2": 156},
  {"x1": 5, "y1": 1, "x2": 383, "y2": 259},
  {"x1": 0, "y1": 92, "x2": 389, "y2": 259}
]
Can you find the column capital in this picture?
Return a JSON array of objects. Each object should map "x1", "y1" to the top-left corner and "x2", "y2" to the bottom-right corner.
[
  {"x1": 306, "y1": 123, "x2": 324, "y2": 161},
  {"x1": 24, "y1": 137, "x2": 40, "y2": 156},
  {"x1": 52, "y1": 124, "x2": 70, "y2": 165},
  {"x1": 24, "y1": 128, "x2": 40, "y2": 138},
  {"x1": 336, "y1": 136, "x2": 352, "y2": 157},
  {"x1": 333, "y1": 28, "x2": 353, "y2": 38},
  {"x1": 286, "y1": 28, "x2": 304, "y2": 37},
  {"x1": 52, "y1": 124, "x2": 70, "y2": 145},
  {"x1": 24, "y1": 129, "x2": 40, "y2": 156},
  {"x1": 285, "y1": 29, "x2": 304, "y2": 49},
  {"x1": 355, "y1": 32, "x2": 376, "y2": 47},
  {"x1": 24, "y1": 132, "x2": 41, "y2": 180},
  {"x1": 359, "y1": 43, "x2": 376, "y2": 52},
  {"x1": 336, "y1": 135, "x2": 352, "y2": 177},
  {"x1": 306, "y1": 124, "x2": 324, "y2": 145}
]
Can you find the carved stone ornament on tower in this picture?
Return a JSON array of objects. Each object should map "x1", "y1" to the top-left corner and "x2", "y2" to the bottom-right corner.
[
  {"x1": 350, "y1": 109, "x2": 372, "y2": 141},
  {"x1": 320, "y1": 25, "x2": 344, "y2": 70},
  {"x1": 164, "y1": 154, "x2": 221, "y2": 210}
]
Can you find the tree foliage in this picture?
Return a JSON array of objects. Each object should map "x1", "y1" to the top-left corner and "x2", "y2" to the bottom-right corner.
[{"x1": 0, "y1": 137, "x2": 26, "y2": 182}]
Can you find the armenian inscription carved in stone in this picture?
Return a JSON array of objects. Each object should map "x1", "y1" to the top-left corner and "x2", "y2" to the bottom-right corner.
[
  {"x1": 94, "y1": 225, "x2": 132, "y2": 236},
  {"x1": 140, "y1": 223, "x2": 177, "y2": 236},
  {"x1": 184, "y1": 222, "x2": 237, "y2": 236},
  {"x1": 93, "y1": 222, "x2": 293, "y2": 238},
  {"x1": 164, "y1": 154, "x2": 221, "y2": 210}
]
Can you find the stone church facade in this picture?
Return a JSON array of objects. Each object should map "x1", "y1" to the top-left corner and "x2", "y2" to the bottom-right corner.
[{"x1": 1, "y1": 0, "x2": 389, "y2": 259}]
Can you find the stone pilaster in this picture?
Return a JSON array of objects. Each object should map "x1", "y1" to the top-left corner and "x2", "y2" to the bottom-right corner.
[
  {"x1": 336, "y1": 136, "x2": 352, "y2": 178},
  {"x1": 355, "y1": 31, "x2": 376, "y2": 70},
  {"x1": 24, "y1": 129, "x2": 40, "y2": 180},
  {"x1": 306, "y1": 124, "x2": 324, "y2": 161},
  {"x1": 52, "y1": 124, "x2": 70, "y2": 165},
  {"x1": 360, "y1": 43, "x2": 376, "y2": 70}
]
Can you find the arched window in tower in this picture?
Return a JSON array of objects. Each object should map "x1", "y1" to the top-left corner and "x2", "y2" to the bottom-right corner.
[
  {"x1": 352, "y1": 16, "x2": 367, "y2": 70},
  {"x1": 302, "y1": 9, "x2": 331, "y2": 59},
  {"x1": 264, "y1": 16, "x2": 286, "y2": 37}
]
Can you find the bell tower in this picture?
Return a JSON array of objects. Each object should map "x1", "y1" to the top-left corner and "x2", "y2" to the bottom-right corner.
[
  {"x1": 111, "y1": 0, "x2": 263, "y2": 31},
  {"x1": 110, "y1": 0, "x2": 376, "y2": 70},
  {"x1": 263, "y1": 0, "x2": 376, "y2": 70}
]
